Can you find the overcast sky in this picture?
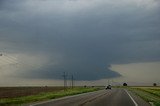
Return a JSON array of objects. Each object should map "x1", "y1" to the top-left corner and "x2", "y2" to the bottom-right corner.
[{"x1": 0, "y1": 0, "x2": 160, "y2": 86}]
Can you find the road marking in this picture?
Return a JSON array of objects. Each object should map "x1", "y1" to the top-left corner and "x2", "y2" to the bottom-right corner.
[
  {"x1": 125, "y1": 89, "x2": 138, "y2": 106},
  {"x1": 80, "y1": 92, "x2": 107, "y2": 106}
]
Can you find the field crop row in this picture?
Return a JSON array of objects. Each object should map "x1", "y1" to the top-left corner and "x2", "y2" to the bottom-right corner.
[{"x1": 0, "y1": 87, "x2": 64, "y2": 99}]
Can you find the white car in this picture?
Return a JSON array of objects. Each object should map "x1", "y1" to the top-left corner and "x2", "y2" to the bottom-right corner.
[{"x1": 105, "y1": 85, "x2": 111, "y2": 89}]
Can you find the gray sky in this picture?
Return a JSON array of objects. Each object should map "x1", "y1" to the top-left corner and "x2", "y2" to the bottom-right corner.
[{"x1": 0, "y1": 0, "x2": 160, "y2": 86}]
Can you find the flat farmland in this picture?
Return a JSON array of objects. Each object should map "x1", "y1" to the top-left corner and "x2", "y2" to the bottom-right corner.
[
  {"x1": 0, "y1": 87, "x2": 99, "y2": 105},
  {"x1": 0, "y1": 87, "x2": 64, "y2": 99}
]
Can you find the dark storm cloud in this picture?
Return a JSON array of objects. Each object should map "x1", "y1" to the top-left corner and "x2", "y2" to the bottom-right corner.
[{"x1": 0, "y1": 0, "x2": 160, "y2": 80}]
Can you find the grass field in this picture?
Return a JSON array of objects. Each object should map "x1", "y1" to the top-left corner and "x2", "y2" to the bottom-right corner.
[
  {"x1": 0, "y1": 87, "x2": 100, "y2": 106},
  {"x1": 129, "y1": 87, "x2": 160, "y2": 106}
]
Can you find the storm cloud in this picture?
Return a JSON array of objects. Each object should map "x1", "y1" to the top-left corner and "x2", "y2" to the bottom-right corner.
[{"x1": 0, "y1": 0, "x2": 160, "y2": 81}]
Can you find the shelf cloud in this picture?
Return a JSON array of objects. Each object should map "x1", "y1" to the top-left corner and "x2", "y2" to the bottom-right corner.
[{"x1": 0, "y1": 0, "x2": 160, "y2": 82}]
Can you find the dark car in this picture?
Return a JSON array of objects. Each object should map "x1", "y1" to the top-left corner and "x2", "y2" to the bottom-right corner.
[{"x1": 105, "y1": 85, "x2": 111, "y2": 89}]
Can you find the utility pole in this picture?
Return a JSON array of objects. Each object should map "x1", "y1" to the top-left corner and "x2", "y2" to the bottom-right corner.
[
  {"x1": 66, "y1": 72, "x2": 68, "y2": 88},
  {"x1": 108, "y1": 79, "x2": 110, "y2": 85},
  {"x1": 73, "y1": 77, "x2": 75, "y2": 87},
  {"x1": 71, "y1": 75, "x2": 74, "y2": 89},
  {"x1": 62, "y1": 72, "x2": 67, "y2": 91}
]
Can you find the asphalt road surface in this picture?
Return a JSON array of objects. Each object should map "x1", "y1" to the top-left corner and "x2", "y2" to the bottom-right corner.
[{"x1": 30, "y1": 88, "x2": 150, "y2": 106}]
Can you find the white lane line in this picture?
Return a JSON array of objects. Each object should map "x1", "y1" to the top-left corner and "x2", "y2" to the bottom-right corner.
[{"x1": 125, "y1": 89, "x2": 138, "y2": 106}]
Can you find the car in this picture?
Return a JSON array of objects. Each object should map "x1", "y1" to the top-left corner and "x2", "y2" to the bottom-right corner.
[{"x1": 105, "y1": 85, "x2": 111, "y2": 90}]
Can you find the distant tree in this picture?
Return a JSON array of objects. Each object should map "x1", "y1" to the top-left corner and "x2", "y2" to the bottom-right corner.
[
  {"x1": 123, "y1": 83, "x2": 127, "y2": 86},
  {"x1": 153, "y1": 83, "x2": 157, "y2": 86}
]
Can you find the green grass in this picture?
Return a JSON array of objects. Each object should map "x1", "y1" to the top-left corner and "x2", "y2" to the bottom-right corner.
[
  {"x1": 0, "y1": 87, "x2": 100, "y2": 106},
  {"x1": 128, "y1": 87, "x2": 160, "y2": 106},
  {"x1": 139, "y1": 88, "x2": 160, "y2": 97}
]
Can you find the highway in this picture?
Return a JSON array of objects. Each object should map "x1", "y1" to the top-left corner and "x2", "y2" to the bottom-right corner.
[{"x1": 30, "y1": 88, "x2": 150, "y2": 106}]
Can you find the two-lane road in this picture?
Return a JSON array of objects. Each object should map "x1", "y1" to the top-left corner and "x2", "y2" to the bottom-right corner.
[{"x1": 30, "y1": 88, "x2": 150, "y2": 106}]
